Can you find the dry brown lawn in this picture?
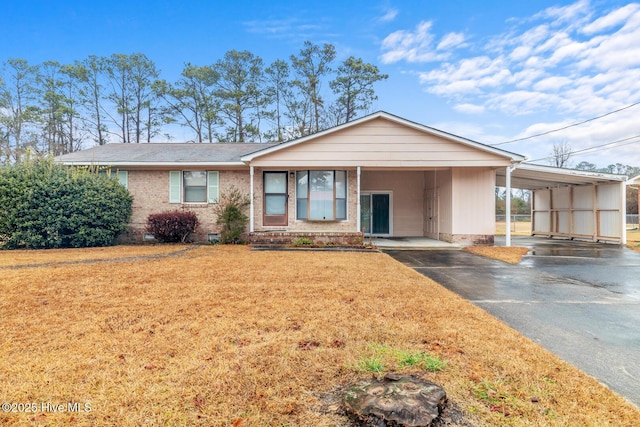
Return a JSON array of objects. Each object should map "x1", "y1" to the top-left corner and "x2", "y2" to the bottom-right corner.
[
  {"x1": 463, "y1": 246, "x2": 530, "y2": 264},
  {"x1": 0, "y1": 244, "x2": 187, "y2": 267},
  {"x1": 627, "y1": 229, "x2": 640, "y2": 254},
  {"x1": 1, "y1": 245, "x2": 638, "y2": 426},
  {"x1": 495, "y1": 221, "x2": 531, "y2": 236}
]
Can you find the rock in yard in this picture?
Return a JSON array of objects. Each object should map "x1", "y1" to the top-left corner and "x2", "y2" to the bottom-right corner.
[{"x1": 343, "y1": 373, "x2": 447, "y2": 426}]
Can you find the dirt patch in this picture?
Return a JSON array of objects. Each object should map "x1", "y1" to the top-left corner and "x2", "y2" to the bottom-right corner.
[{"x1": 1, "y1": 245, "x2": 638, "y2": 426}]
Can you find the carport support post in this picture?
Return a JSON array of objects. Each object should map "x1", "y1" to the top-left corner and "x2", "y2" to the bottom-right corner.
[{"x1": 505, "y1": 166, "x2": 512, "y2": 247}]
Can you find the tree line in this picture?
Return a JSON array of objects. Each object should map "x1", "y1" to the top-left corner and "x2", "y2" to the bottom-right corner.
[{"x1": 0, "y1": 41, "x2": 388, "y2": 163}]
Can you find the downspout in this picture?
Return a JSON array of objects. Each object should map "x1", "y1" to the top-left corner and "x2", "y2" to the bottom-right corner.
[
  {"x1": 250, "y1": 166, "x2": 255, "y2": 233},
  {"x1": 356, "y1": 167, "x2": 361, "y2": 233}
]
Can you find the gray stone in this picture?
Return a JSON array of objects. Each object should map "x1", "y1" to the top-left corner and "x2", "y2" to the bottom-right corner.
[{"x1": 343, "y1": 373, "x2": 447, "y2": 427}]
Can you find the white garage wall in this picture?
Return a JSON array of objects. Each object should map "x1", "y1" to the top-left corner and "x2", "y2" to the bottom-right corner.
[{"x1": 532, "y1": 182, "x2": 624, "y2": 242}]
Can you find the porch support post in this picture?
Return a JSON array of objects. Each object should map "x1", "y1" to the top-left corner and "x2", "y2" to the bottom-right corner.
[
  {"x1": 356, "y1": 166, "x2": 361, "y2": 233},
  {"x1": 505, "y1": 165, "x2": 512, "y2": 247},
  {"x1": 249, "y1": 166, "x2": 255, "y2": 233}
]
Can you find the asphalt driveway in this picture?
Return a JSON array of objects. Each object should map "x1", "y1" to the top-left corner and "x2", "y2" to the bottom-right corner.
[{"x1": 384, "y1": 237, "x2": 640, "y2": 407}]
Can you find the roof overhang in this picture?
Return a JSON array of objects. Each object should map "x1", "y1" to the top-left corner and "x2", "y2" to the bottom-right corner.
[
  {"x1": 496, "y1": 163, "x2": 628, "y2": 190},
  {"x1": 627, "y1": 174, "x2": 640, "y2": 188},
  {"x1": 56, "y1": 161, "x2": 246, "y2": 168}
]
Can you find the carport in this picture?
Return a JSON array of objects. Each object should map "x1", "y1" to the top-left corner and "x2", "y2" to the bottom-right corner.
[{"x1": 496, "y1": 163, "x2": 628, "y2": 245}]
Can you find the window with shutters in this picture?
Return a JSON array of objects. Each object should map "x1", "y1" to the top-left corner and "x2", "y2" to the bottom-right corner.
[
  {"x1": 169, "y1": 171, "x2": 219, "y2": 204},
  {"x1": 98, "y1": 169, "x2": 128, "y2": 189}
]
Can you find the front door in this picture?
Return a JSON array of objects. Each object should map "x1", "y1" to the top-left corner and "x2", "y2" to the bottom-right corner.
[
  {"x1": 424, "y1": 188, "x2": 439, "y2": 239},
  {"x1": 360, "y1": 192, "x2": 391, "y2": 236},
  {"x1": 263, "y1": 171, "x2": 288, "y2": 226}
]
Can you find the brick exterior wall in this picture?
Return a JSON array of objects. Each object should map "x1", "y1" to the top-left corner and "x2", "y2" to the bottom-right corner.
[
  {"x1": 119, "y1": 167, "x2": 360, "y2": 243},
  {"x1": 120, "y1": 169, "x2": 250, "y2": 243},
  {"x1": 439, "y1": 233, "x2": 494, "y2": 246},
  {"x1": 252, "y1": 168, "x2": 359, "y2": 233}
]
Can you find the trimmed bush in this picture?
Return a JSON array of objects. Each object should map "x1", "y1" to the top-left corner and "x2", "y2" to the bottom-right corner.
[
  {"x1": 0, "y1": 157, "x2": 132, "y2": 249},
  {"x1": 212, "y1": 186, "x2": 250, "y2": 244},
  {"x1": 146, "y1": 210, "x2": 199, "y2": 243}
]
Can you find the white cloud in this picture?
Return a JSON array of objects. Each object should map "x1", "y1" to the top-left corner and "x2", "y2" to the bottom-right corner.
[
  {"x1": 437, "y1": 32, "x2": 466, "y2": 50},
  {"x1": 533, "y1": 76, "x2": 572, "y2": 91},
  {"x1": 380, "y1": 21, "x2": 462, "y2": 63},
  {"x1": 379, "y1": 8, "x2": 399, "y2": 23},
  {"x1": 454, "y1": 103, "x2": 485, "y2": 114},
  {"x1": 242, "y1": 18, "x2": 324, "y2": 39},
  {"x1": 388, "y1": 2, "x2": 640, "y2": 117},
  {"x1": 380, "y1": 1, "x2": 640, "y2": 165},
  {"x1": 581, "y1": 3, "x2": 640, "y2": 34}
]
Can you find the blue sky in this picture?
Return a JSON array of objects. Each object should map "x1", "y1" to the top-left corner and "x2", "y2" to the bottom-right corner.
[{"x1": 3, "y1": 0, "x2": 640, "y2": 168}]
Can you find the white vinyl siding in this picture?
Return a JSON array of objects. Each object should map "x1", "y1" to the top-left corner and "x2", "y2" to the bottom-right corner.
[{"x1": 170, "y1": 171, "x2": 219, "y2": 204}]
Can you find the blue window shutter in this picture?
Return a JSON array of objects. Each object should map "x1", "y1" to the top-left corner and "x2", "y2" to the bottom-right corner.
[
  {"x1": 117, "y1": 170, "x2": 128, "y2": 189},
  {"x1": 170, "y1": 171, "x2": 181, "y2": 203},
  {"x1": 207, "y1": 171, "x2": 219, "y2": 203}
]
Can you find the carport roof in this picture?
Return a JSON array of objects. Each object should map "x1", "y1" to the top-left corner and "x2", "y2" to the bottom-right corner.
[{"x1": 496, "y1": 163, "x2": 628, "y2": 190}]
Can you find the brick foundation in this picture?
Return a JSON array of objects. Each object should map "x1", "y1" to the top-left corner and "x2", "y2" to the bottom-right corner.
[
  {"x1": 250, "y1": 231, "x2": 364, "y2": 248},
  {"x1": 439, "y1": 233, "x2": 494, "y2": 246}
]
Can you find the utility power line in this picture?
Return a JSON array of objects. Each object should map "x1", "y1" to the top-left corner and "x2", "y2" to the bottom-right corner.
[
  {"x1": 492, "y1": 101, "x2": 640, "y2": 146},
  {"x1": 525, "y1": 134, "x2": 640, "y2": 163}
]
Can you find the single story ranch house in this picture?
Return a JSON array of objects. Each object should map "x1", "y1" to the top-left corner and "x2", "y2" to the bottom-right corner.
[{"x1": 56, "y1": 111, "x2": 629, "y2": 246}]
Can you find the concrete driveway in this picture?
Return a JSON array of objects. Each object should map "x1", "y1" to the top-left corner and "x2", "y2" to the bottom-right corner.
[{"x1": 384, "y1": 237, "x2": 640, "y2": 407}]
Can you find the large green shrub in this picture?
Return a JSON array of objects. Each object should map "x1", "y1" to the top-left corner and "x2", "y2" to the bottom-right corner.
[
  {"x1": 212, "y1": 186, "x2": 251, "y2": 244},
  {"x1": 0, "y1": 158, "x2": 132, "y2": 249}
]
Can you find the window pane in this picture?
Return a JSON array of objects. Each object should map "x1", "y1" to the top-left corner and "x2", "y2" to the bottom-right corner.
[
  {"x1": 265, "y1": 172, "x2": 286, "y2": 193},
  {"x1": 310, "y1": 199, "x2": 334, "y2": 220},
  {"x1": 296, "y1": 171, "x2": 308, "y2": 195},
  {"x1": 309, "y1": 171, "x2": 334, "y2": 220},
  {"x1": 265, "y1": 195, "x2": 287, "y2": 215},
  {"x1": 185, "y1": 187, "x2": 206, "y2": 203},
  {"x1": 184, "y1": 171, "x2": 206, "y2": 186},
  {"x1": 296, "y1": 171, "x2": 308, "y2": 220},
  {"x1": 310, "y1": 170, "x2": 333, "y2": 192},
  {"x1": 183, "y1": 171, "x2": 206, "y2": 203},
  {"x1": 296, "y1": 198, "x2": 308, "y2": 219},
  {"x1": 336, "y1": 199, "x2": 346, "y2": 220},
  {"x1": 335, "y1": 171, "x2": 346, "y2": 198}
]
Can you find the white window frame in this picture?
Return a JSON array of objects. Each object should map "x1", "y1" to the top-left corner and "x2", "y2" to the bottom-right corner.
[
  {"x1": 170, "y1": 171, "x2": 219, "y2": 204},
  {"x1": 295, "y1": 170, "x2": 347, "y2": 221}
]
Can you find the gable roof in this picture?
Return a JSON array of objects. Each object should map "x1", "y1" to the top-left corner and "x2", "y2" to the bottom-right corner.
[
  {"x1": 241, "y1": 111, "x2": 525, "y2": 163},
  {"x1": 55, "y1": 142, "x2": 277, "y2": 167}
]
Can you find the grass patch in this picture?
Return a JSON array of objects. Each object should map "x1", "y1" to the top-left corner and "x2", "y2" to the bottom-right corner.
[
  {"x1": 1, "y1": 246, "x2": 638, "y2": 426},
  {"x1": 355, "y1": 357, "x2": 385, "y2": 373},
  {"x1": 464, "y1": 246, "x2": 530, "y2": 264}
]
